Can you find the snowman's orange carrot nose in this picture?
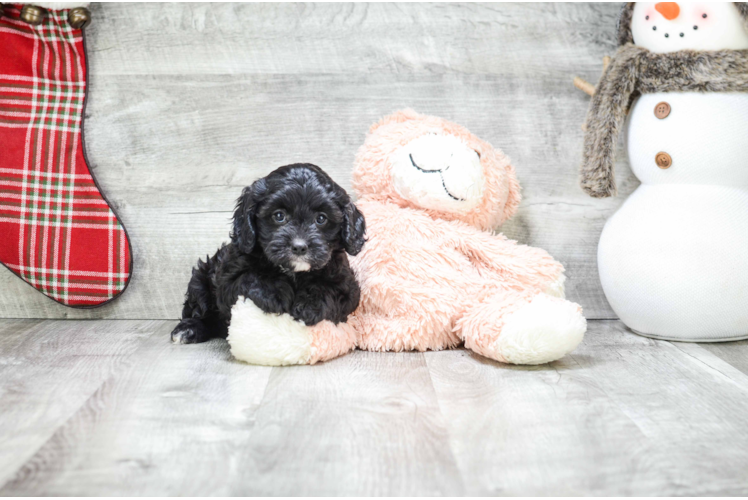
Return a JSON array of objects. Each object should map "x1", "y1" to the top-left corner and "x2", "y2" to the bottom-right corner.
[{"x1": 655, "y1": 2, "x2": 680, "y2": 20}]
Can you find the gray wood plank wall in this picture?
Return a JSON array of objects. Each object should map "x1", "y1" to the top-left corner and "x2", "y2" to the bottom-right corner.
[{"x1": 0, "y1": 3, "x2": 636, "y2": 319}]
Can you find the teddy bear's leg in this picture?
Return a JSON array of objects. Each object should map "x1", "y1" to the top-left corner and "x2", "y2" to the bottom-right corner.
[
  {"x1": 227, "y1": 297, "x2": 356, "y2": 366},
  {"x1": 456, "y1": 290, "x2": 586, "y2": 365},
  {"x1": 544, "y1": 271, "x2": 567, "y2": 298},
  {"x1": 351, "y1": 311, "x2": 462, "y2": 352}
]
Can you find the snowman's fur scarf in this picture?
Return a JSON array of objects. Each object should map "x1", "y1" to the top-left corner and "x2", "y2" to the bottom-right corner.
[{"x1": 581, "y1": 2, "x2": 748, "y2": 198}]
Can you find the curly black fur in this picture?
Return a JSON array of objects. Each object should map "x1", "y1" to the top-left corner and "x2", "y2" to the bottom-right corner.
[{"x1": 171, "y1": 163, "x2": 366, "y2": 344}]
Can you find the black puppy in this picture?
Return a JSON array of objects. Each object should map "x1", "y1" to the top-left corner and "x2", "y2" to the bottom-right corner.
[{"x1": 171, "y1": 163, "x2": 366, "y2": 344}]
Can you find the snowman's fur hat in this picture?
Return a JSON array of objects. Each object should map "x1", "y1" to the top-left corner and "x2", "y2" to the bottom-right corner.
[{"x1": 580, "y1": 3, "x2": 748, "y2": 198}]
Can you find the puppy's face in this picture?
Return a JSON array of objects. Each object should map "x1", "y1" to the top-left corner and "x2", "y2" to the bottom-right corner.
[
  {"x1": 256, "y1": 180, "x2": 344, "y2": 272},
  {"x1": 232, "y1": 164, "x2": 366, "y2": 272}
]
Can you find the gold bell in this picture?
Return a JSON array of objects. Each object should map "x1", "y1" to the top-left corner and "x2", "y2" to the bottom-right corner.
[
  {"x1": 20, "y1": 4, "x2": 46, "y2": 25},
  {"x1": 68, "y1": 7, "x2": 91, "y2": 29}
]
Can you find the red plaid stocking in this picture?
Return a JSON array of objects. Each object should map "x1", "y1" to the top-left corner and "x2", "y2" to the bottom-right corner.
[{"x1": 0, "y1": 4, "x2": 132, "y2": 307}]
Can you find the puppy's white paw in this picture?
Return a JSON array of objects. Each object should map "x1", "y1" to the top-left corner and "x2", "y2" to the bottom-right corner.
[
  {"x1": 493, "y1": 294, "x2": 586, "y2": 365},
  {"x1": 544, "y1": 272, "x2": 566, "y2": 299},
  {"x1": 227, "y1": 297, "x2": 312, "y2": 366}
]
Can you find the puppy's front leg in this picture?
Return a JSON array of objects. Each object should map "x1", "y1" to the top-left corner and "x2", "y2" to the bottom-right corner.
[
  {"x1": 290, "y1": 291, "x2": 327, "y2": 326},
  {"x1": 237, "y1": 273, "x2": 293, "y2": 316},
  {"x1": 171, "y1": 317, "x2": 226, "y2": 344},
  {"x1": 291, "y1": 273, "x2": 361, "y2": 326}
]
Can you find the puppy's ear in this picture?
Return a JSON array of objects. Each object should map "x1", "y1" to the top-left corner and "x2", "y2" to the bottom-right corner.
[
  {"x1": 341, "y1": 199, "x2": 366, "y2": 256},
  {"x1": 231, "y1": 179, "x2": 266, "y2": 254}
]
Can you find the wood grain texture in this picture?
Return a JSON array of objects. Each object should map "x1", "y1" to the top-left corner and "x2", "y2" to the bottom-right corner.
[
  {"x1": 1, "y1": 324, "x2": 271, "y2": 496},
  {"x1": 697, "y1": 339, "x2": 748, "y2": 377},
  {"x1": 3, "y1": 319, "x2": 748, "y2": 495},
  {"x1": 0, "y1": 2, "x2": 634, "y2": 319},
  {"x1": 0, "y1": 319, "x2": 157, "y2": 487},
  {"x1": 234, "y1": 350, "x2": 463, "y2": 496},
  {"x1": 425, "y1": 320, "x2": 748, "y2": 496}
]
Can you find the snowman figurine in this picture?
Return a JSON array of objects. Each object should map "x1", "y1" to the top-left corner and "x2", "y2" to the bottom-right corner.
[{"x1": 580, "y1": 2, "x2": 748, "y2": 341}]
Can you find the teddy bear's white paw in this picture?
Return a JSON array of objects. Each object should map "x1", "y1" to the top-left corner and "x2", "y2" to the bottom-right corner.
[
  {"x1": 227, "y1": 297, "x2": 312, "y2": 366},
  {"x1": 544, "y1": 272, "x2": 566, "y2": 299},
  {"x1": 494, "y1": 294, "x2": 586, "y2": 365}
]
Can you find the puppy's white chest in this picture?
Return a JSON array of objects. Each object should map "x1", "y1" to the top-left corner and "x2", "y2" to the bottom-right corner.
[{"x1": 227, "y1": 297, "x2": 312, "y2": 365}]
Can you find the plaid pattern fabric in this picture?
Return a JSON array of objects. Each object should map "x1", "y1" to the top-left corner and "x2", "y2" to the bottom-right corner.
[{"x1": 0, "y1": 5, "x2": 132, "y2": 307}]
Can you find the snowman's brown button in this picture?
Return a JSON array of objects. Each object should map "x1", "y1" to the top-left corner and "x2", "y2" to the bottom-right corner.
[
  {"x1": 655, "y1": 152, "x2": 672, "y2": 169},
  {"x1": 654, "y1": 102, "x2": 671, "y2": 119}
]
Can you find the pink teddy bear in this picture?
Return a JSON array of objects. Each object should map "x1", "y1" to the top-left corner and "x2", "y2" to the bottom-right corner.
[{"x1": 228, "y1": 110, "x2": 585, "y2": 365}]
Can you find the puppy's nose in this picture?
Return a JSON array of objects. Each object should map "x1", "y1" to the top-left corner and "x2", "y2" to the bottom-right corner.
[{"x1": 291, "y1": 240, "x2": 308, "y2": 256}]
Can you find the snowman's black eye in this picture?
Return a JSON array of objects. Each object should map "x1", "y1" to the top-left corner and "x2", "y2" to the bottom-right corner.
[
  {"x1": 680, "y1": 33, "x2": 684, "y2": 37},
  {"x1": 665, "y1": 33, "x2": 669, "y2": 38},
  {"x1": 702, "y1": 13, "x2": 707, "y2": 18}
]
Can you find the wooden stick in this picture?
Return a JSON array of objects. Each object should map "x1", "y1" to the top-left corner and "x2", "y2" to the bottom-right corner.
[
  {"x1": 573, "y1": 77, "x2": 595, "y2": 96},
  {"x1": 577, "y1": 55, "x2": 611, "y2": 128},
  {"x1": 574, "y1": 55, "x2": 610, "y2": 97}
]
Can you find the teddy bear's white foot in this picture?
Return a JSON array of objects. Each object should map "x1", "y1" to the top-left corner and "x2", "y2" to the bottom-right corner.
[
  {"x1": 544, "y1": 271, "x2": 567, "y2": 299},
  {"x1": 227, "y1": 297, "x2": 312, "y2": 366},
  {"x1": 494, "y1": 294, "x2": 586, "y2": 365}
]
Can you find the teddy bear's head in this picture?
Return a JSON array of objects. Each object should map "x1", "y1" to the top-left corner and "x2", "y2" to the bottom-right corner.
[{"x1": 352, "y1": 109, "x2": 520, "y2": 230}]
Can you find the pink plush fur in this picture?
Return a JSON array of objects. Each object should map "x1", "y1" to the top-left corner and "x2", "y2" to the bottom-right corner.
[
  {"x1": 317, "y1": 110, "x2": 585, "y2": 365},
  {"x1": 308, "y1": 320, "x2": 357, "y2": 364}
]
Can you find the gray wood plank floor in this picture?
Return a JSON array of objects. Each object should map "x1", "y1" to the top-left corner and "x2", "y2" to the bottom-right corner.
[
  {"x1": 2, "y1": 319, "x2": 748, "y2": 496},
  {"x1": 0, "y1": 2, "x2": 633, "y2": 320}
]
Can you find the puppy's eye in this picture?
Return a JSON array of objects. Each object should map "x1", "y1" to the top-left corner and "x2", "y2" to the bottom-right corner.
[
  {"x1": 315, "y1": 213, "x2": 327, "y2": 225},
  {"x1": 273, "y1": 211, "x2": 286, "y2": 223}
]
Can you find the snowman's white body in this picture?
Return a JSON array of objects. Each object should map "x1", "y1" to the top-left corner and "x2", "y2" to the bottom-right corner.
[
  {"x1": 599, "y1": 92, "x2": 748, "y2": 340},
  {"x1": 597, "y1": 3, "x2": 748, "y2": 341}
]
